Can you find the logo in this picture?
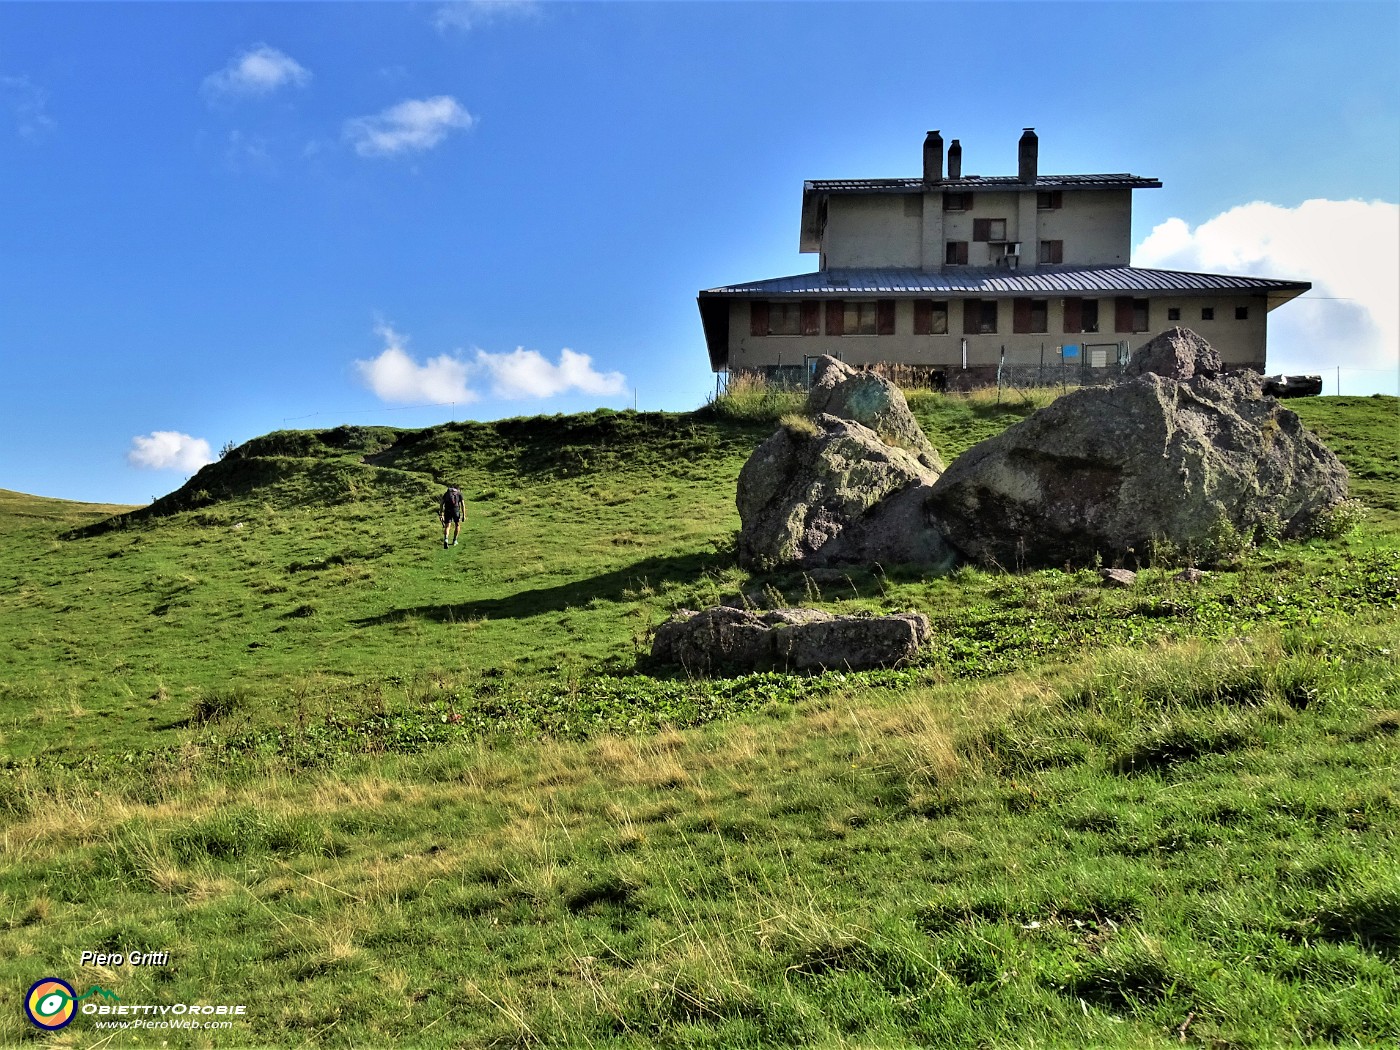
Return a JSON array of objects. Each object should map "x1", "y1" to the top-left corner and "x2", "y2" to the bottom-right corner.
[
  {"x1": 25, "y1": 978, "x2": 77, "y2": 1030},
  {"x1": 24, "y1": 979, "x2": 120, "y2": 1030}
]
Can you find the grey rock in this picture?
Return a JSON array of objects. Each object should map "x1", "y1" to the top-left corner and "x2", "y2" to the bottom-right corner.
[
  {"x1": 1173, "y1": 567, "x2": 1208, "y2": 584},
  {"x1": 651, "y1": 606, "x2": 930, "y2": 674},
  {"x1": 775, "y1": 612, "x2": 931, "y2": 672},
  {"x1": 651, "y1": 606, "x2": 774, "y2": 672},
  {"x1": 1124, "y1": 326, "x2": 1223, "y2": 380},
  {"x1": 928, "y1": 371, "x2": 1349, "y2": 569},
  {"x1": 806, "y1": 356, "x2": 945, "y2": 470},
  {"x1": 1099, "y1": 568, "x2": 1137, "y2": 588},
  {"x1": 737, "y1": 414, "x2": 951, "y2": 571}
]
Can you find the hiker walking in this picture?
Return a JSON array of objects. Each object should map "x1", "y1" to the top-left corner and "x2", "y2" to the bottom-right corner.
[{"x1": 439, "y1": 485, "x2": 465, "y2": 548}]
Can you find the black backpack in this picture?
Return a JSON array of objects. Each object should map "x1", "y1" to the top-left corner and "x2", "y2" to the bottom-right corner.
[{"x1": 442, "y1": 487, "x2": 464, "y2": 518}]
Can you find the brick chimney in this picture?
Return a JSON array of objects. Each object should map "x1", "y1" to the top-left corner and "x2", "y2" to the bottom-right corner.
[
  {"x1": 1018, "y1": 127, "x2": 1038, "y2": 183},
  {"x1": 947, "y1": 139, "x2": 962, "y2": 180},
  {"x1": 922, "y1": 130, "x2": 944, "y2": 183}
]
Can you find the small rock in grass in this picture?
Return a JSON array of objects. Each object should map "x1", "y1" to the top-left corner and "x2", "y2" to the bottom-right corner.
[{"x1": 1099, "y1": 568, "x2": 1137, "y2": 588}]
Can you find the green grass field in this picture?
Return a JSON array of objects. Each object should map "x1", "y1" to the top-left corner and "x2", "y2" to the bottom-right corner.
[{"x1": 1, "y1": 393, "x2": 1396, "y2": 1048}]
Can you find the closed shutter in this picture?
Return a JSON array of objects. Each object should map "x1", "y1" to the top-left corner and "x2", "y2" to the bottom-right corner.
[
  {"x1": 801, "y1": 300, "x2": 820, "y2": 336},
  {"x1": 963, "y1": 193, "x2": 973, "y2": 209},
  {"x1": 973, "y1": 218, "x2": 991, "y2": 242},
  {"x1": 1013, "y1": 298, "x2": 1032, "y2": 334},
  {"x1": 962, "y1": 299, "x2": 980, "y2": 336},
  {"x1": 913, "y1": 300, "x2": 933, "y2": 335},
  {"x1": 877, "y1": 299, "x2": 896, "y2": 335},
  {"x1": 1114, "y1": 297, "x2": 1135, "y2": 334},
  {"x1": 749, "y1": 301, "x2": 769, "y2": 337},
  {"x1": 1047, "y1": 240, "x2": 1063, "y2": 264},
  {"x1": 1063, "y1": 297, "x2": 1081, "y2": 333},
  {"x1": 1051, "y1": 190, "x2": 1063, "y2": 209},
  {"x1": 826, "y1": 299, "x2": 844, "y2": 336}
]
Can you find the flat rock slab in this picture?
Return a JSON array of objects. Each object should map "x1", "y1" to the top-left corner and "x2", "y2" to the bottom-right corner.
[{"x1": 651, "y1": 606, "x2": 931, "y2": 674}]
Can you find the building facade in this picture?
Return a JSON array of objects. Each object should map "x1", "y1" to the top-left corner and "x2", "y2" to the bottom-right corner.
[{"x1": 698, "y1": 129, "x2": 1309, "y2": 384}]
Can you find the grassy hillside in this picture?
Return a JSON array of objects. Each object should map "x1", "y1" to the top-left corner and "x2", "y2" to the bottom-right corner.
[{"x1": 1, "y1": 393, "x2": 1396, "y2": 1048}]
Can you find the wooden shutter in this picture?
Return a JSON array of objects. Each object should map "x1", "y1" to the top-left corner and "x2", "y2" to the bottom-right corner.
[
  {"x1": 877, "y1": 299, "x2": 896, "y2": 336},
  {"x1": 800, "y1": 300, "x2": 820, "y2": 336},
  {"x1": 1048, "y1": 240, "x2": 1063, "y2": 264},
  {"x1": 973, "y1": 218, "x2": 991, "y2": 242},
  {"x1": 1114, "y1": 297, "x2": 1135, "y2": 334},
  {"x1": 1051, "y1": 190, "x2": 1063, "y2": 209},
  {"x1": 1063, "y1": 297, "x2": 1081, "y2": 333},
  {"x1": 825, "y1": 299, "x2": 844, "y2": 336},
  {"x1": 749, "y1": 300, "x2": 769, "y2": 337},
  {"x1": 962, "y1": 299, "x2": 980, "y2": 336},
  {"x1": 1013, "y1": 298, "x2": 1032, "y2": 334},
  {"x1": 913, "y1": 300, "x2": 933, "y2": 335}
]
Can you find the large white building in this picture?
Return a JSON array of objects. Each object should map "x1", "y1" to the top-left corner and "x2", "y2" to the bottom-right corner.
[{"x1": 698, "y1": 129, "x2": 1309, "y2": 386}]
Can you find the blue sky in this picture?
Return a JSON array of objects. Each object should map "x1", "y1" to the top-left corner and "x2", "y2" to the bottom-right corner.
[{"x1": 2, "y1": 1, "x2": 1397, "y2": 505}]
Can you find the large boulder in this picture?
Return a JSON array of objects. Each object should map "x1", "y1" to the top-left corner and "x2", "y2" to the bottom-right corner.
[
  {"x1": 927, "y1": 371, "x2": 1349, "y2": 568},
  {"x1": 737, "y1": 414, "x2": 950, "y2": 571},
  {"x1": 1124, "y1": 326, "x2": 1222, "y2": 380},
  {"x1": 806, "y1": 357, "x2": 944, "y2": 470},
  {"x1": 651, "y1": 606, "x2": 931, "y2": 674},
  {"x1": 736, "y1": 357, "x2": 951, "y2": 571}
]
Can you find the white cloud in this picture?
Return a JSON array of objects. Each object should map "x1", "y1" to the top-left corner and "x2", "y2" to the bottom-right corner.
[
  {"x1": 1, "y1": 74, "x2": 55, "y2": 138},
  {"x1": 475, "y1": 347, "x2": 628, "y2": 399},
  {"x1": 343, "y1": 96, "x2": 474, "y2": 158},
  {"x1": 203, "y1": 45, "x2": 311, "y2": 99},
  {"x1": 128, "y1": 432, "x2": 215, "y2": 472},
  {"x1": 434, "y1": 0, "x2": 539, "y2": 33},
  {"x1": 355, "y1": 324, "x2": 628, "y2": 404},
  {"x1": 355, "y1": 323, "x2": 477, "y2": 404},
  {"x1": 1135, "y1": 199, "x2": 1399, "y2": 385}
]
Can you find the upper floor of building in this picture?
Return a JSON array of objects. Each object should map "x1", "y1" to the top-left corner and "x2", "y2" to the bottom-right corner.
[{"x1": 799, "y1": 129, "x2": 1161, "y2": 272}]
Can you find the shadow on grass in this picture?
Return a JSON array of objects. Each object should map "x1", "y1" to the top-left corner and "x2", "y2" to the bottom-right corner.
[{"x1": 352, "y1": 551, "x2": 721, "y2": 624}]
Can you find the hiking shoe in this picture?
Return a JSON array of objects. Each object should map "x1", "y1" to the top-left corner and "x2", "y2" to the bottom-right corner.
[{"x1": 443, "y1": 540, "x2": 449, "y2": 548}]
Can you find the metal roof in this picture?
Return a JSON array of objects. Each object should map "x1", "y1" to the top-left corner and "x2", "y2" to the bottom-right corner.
[
  {"x1": 804, "y1": 174, "x2": 1162, "y2": 193},
  {"x1": 699, "y1": 266, "x2": 1311, "y2": 298}
]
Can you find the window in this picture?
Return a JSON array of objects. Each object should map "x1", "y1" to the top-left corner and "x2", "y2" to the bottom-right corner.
[
  {"x1": 1167, "y1": 307, "x2": 1181, "y2": 321},
  {"x1": 838, "y1": 300, "x2": 896, "y2": 336},
  {"x1": 963, "y1": 299, "x2": 998, "y2": 335},
  {"x1": 751, "y1": 300, "x2": 819, "y2": 336},
  {"x1": 914, "y1": 300, "x2": 949, "y2": 335},
  {"x1": 973, "y1": 218, "x2": 1007, "y2": 242},
  {"x1": 1037, "y1": 190, "x2": 1063, "y2": 210},
  {"x1": 943, "y1": 192, "x2": 973, "y2": 211},
  {"x1": 1116, "y1": 297, "x2": 1149, "y2": 333},
  {"x1": 1038, "y1": 239, "x2": 1063, "y2": 264},
  {"x1": 1062, "y1": 298, "x2": 1099, "y2": 334},
  {"x1": 1201, "y1": 307, "x2": 1215, "y2": 321},
  {"x1": 1013, "y1": 298, "x2": 1048, "y2": 334},
  {"x1": 945, "y1": 241, "x2": 968, "y2": 265},
  {"x1": 844, "y1": 301, "x2": 878, "y2": 335},
  {"x1": 1235, "y1": 305, "x2": 1249, "y2": 320},
  {"x1": 768, "y1": 302, "x2": 802, "y2": 335}
]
